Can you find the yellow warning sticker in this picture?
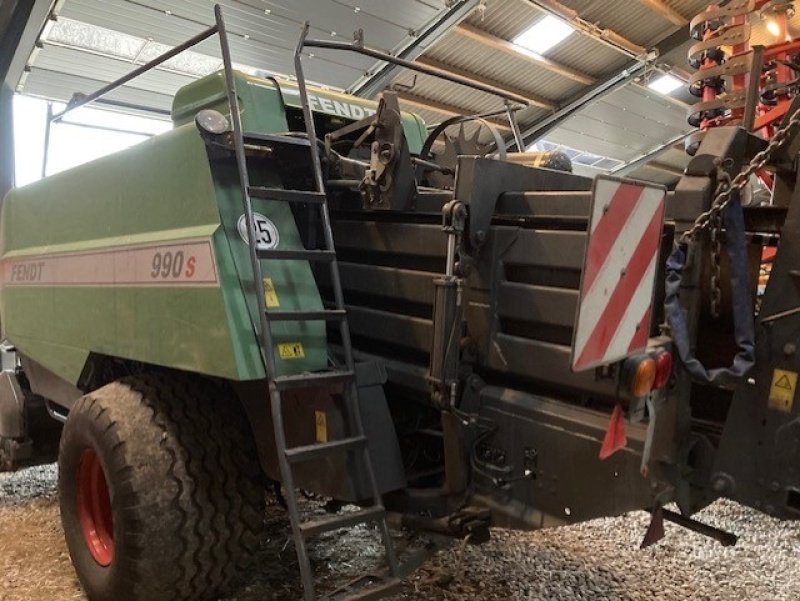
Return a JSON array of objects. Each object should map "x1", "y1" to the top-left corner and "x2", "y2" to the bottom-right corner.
[
  {"x1": 315, "y1": 411, "x2": 328, "y2": 443},
  {"x1": 263, "y1": 277, "x2": 279, "y2": 308},
  {"x1": 278, "y1": 342, "x2": 305, "y2": 360},
  {"x1": 769, "y1": 369, "x2": 798, "y2": 413}
]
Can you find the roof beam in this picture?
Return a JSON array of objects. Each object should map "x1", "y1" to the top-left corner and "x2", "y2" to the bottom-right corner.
[
  {"x1": 610, "y1": 130, "x2": 694, "y2": 176},
  {"x1": 349, "y1": 0, "x2": 482, "y2": 98},
  {"x1": 395, "y1": 91, "x2": 512, "y2": 132},
  {"x1": 636, "y1": 0, "x2": 688, "y2": 27},
  {"x1": 518, "y1": 27, "x2": 690, "y2": 148},
  {"x1": 523, "y1": 0, "x2": 647, "y2": 59},
  {"x1": 1, "y1": 0, "x2": 54, "y2": 88},
  {"x1": 453, "y1": 23, "x2": 595, "y2": 86},
  {"x1": 415, "y1": 56, "x2": 555, "y2": 110}
]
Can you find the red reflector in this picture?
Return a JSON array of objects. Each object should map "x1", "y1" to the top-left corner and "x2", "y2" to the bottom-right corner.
[
  {"x1": 599, "y1": 404, "x2": 628, "y2": 460},
  {"x1": 652, "y1": 351, "x2": 673, "y2": 390}
]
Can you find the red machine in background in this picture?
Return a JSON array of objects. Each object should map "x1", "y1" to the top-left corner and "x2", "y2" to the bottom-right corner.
[{"x1": 688, "y1": 0, "x2": 798, "y2": 174}]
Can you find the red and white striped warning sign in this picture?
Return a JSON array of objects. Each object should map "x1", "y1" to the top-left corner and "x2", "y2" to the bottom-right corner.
[{"x1": 571, "y1": 176, "x2": 667, "y2": 372}]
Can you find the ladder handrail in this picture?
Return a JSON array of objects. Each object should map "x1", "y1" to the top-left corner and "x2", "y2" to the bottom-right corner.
[
  {"x1": 216, "y1": 5, "x2": 277, "y2": 376},
  {"x1": 299, "y1": 30, "x2": 530, "y2": 108},
  {"x1": 294, "y1": 23, "x2": 357, "y2": 374}
]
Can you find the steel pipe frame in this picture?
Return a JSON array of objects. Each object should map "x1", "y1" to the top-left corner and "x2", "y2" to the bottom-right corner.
[
  {"x1": 349, "y1": 0, "x2": 483, "y2": 98},
  {"x1": 302, "y1": 37, "x2": 531, "y2": 107},
  {"x1": 415, "y1": 56, "x2": 554, "y2": 110},
  {"x1": 610, "y1": 130, "x2": 696, "y2": 177},
  {"x1": 394, "y1": 92, "x2": 513, "y2": 132},
  {"x1": 518, "y1": 27, "x2": 692, "y2": 149}
]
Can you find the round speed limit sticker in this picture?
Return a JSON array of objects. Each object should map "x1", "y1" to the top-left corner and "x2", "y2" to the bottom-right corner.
[{"x1": 237, "y1": 213, "x2": 280, "y2": 250}]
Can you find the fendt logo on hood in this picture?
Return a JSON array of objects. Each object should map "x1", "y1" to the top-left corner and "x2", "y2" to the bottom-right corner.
[{"x1": 304, "y1": 94, "x2": 377, "y2": 120}]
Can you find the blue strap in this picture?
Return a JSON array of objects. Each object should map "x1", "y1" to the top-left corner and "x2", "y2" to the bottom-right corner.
[{"x1": 664, "y1": 193, "x2": 755, "y2": 387}]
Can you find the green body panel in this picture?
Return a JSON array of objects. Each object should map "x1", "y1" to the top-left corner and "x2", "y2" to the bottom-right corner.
[
  {"x1": 172, "y1": 71, "x2": 429, "y2": 154},
  {"x1": 0, "y1": 70, "x2": 428, "y2": 387},
  {"x1": 0, "y1": 126, "x2": 244, "y2": 383}
]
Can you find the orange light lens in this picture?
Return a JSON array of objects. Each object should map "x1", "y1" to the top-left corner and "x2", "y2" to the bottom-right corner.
[
  {"x1": 630, "y1": 358, "x2": 657, "y2": 397},
  {"x1": 652, "y1": 351, "x2": 673, "y2": 390}
]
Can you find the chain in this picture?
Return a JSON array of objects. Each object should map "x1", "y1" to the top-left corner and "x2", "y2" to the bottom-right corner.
[
  {"x1": 680, "y1": 108, "x2": 800, "y2": 316},
  {"x1": 710, "y1": 208, "x2": 723, "y2": 317}
]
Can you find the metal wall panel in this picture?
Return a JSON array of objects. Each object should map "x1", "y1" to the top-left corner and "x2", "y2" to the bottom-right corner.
[
  {"x1": 23, "y1": 68, "x2": 175, "y2": 112},
  {"x1": 544, "y1": 83, "x2": 691, "y2": 162},
  {"x1": 16, "y1": 0, "x2": 464, "y2": 112},
  {"x1": 33, "y1": 45, "x2": 196, "y2": 98}
]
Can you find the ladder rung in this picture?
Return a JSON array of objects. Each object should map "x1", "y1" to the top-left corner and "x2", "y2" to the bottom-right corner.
[
  {"x1": 257, "y1": 248, "x2": 335, "y2": 261},
  {"x1": 285, "y1": 436, "x2": 367, "y2": 464},
  {"x1": 341, "y1": 578, "x2": 403, "y2": 601},
  {"x1": 248, "y1": 186, "x2": 325, "y2": 203},
  {"x1": 300, "y1": 506, "x2": 385, "y2": 539},
  {"x1": 274, "y1": 370, "x2": 354, "y2": 390},
  {"x1": 266, "y1": 309, "x2": 346, "y2": 322}
]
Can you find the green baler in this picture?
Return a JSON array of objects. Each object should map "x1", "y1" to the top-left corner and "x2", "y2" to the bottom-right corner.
[
  {"x1": 0, "y1": 69, "x2": 426, "y2": 601},
  {"x1": 1, "y1": 71, "x2": 426, "y2": 384}
]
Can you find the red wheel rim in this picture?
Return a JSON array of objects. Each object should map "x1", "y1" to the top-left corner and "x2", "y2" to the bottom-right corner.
[{"x1": 77, "y1": 448, "x2": 114, "y2": 567}]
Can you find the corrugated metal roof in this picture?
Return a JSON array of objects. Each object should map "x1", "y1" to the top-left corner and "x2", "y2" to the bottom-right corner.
[
  {"x1": 466, "y1": 0, "x2": 542, "y2": 40},
  {"x1": 17, "y1": 0, "x2": 716, "y2": 184},
  {"x1": 547, "y1": 32, "x2": 630, "y2": 76},
  {"x1": 427, "y1": 32, "x2": 584, "y2": 101},
  {"x1": 467, "y1": 0, "x2": 631, "y2": 76},
  {"x1": 555, "y1": 0, "x2": 675, "y2": 47}
]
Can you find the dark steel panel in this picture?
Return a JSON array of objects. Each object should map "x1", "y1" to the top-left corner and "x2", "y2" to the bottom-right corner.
[
  {"x1": 497, "y1": 191, "x2": 591, "y2": 218},
  {"x1": 347, "y1": 305, "x2": 433, "y2": 353},
  {"x1": 337, "y1": 263, "x2": 436, "y2": 306},
  {"x1": 475, "y1": 385, "x2": 654, "y2": 527},
  {"x1": 499, "y1": 228, "x2": 587, "y2": 270},
  {"x1": 488, "y1": 333, "x2": 619, "y2": 399},
  {"x1": 334, "y1": 220, "x2": 446, "y2": 258},
  {"x1": 497, "y1": 282, "x2": 577, "y2": 329}
]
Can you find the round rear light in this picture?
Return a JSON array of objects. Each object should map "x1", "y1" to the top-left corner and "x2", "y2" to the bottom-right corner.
[
  {"x1": 652, "y1": 351, "x2": 673, "y2": 390},
  {"x1": 625, "y1": 356, "x2": 657, "y2": 398}
]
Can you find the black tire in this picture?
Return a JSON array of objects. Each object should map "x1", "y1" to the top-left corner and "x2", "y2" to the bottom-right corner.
[{"x1": 58, "y1": 373, "x2": 265, "y2": 601}]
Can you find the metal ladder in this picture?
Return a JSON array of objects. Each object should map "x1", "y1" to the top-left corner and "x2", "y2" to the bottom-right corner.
[{"x1": 217, "y1": 17, "x2": 399, "y2": 601}]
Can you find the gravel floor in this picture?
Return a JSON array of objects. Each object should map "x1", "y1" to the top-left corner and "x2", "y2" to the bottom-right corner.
[{"x1": 1, "y1": 464, "x2": 799, "y2": 601}]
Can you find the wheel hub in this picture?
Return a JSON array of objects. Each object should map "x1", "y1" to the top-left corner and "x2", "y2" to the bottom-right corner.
[{"x1": 77, "y1": 448, "x2": 114, "y2": 566}]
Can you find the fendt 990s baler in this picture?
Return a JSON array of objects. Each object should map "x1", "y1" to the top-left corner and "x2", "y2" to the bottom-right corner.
[{"x1": 2, "y1": 5, "x2": 800, "y2": 601}]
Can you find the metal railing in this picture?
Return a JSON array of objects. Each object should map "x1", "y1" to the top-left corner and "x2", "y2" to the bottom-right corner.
[{"x1": 295, "y1": 25, "x2": 529, "y2": 149}]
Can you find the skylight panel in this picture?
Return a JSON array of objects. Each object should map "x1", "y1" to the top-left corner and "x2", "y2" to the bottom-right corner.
[
  {"x1": 513, "y1": 16, "x2": 574, "y2": 55},
  {"x1": 648, "y1": 73, "x2": 683, "y2": 96}
]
